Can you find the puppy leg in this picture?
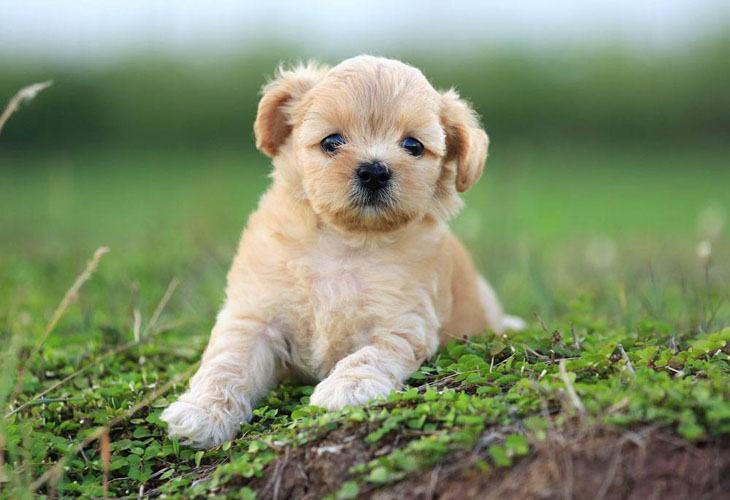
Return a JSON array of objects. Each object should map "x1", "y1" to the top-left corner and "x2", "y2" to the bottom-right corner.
[
  {"x1": 310, "y1": 320, "x2": 437, "y2": 410},
  {"x1": 161, "y1": 309, "x2": 280, "y2": 449}
]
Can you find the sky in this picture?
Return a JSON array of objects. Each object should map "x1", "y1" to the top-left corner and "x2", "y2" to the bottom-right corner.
[{"x1": 2, "y1": 0, "x2": 729, "y2": 63}]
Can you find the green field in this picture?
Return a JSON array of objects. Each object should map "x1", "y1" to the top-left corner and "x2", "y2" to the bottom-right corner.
[
  {"x1": 2, "y1": 144, "x2": 729, "y2": 317},
  {"x1": 1, "y1": 143, "x2": 729, "y2": 496}
]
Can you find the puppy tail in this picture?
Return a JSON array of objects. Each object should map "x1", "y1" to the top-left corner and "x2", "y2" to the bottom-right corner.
[
  {"x1": 477, "y1": 276, "x2": 526, "y2": 334},
  {"x1": 501, "y1": 315, "x2": 527, "y2": 332}
]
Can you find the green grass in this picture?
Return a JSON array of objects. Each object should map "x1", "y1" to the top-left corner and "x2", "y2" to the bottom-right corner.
[{"x1": 1, "y1": 145, "x2": 728, "y2": 497}]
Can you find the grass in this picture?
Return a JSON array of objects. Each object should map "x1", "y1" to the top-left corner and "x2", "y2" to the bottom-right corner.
[{"x1": 1, "y1": 144, "x2": 728, "y2": 497}]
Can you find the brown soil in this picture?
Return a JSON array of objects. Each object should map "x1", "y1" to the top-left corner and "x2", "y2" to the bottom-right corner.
[
  {"x1": 249, "y1": 424, "x2": 375, "y2": 499},
  {"x1": 379, "y1": 426, "x2": 729, "y2": 500},
  {"x1": 230, "y1": 424, "x2": 729, "y2": 500}
]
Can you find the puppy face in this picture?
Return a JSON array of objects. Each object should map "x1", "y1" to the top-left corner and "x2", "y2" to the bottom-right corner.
[{"x1": 255, "y1": 56, "x2": 489, "y2": 233}]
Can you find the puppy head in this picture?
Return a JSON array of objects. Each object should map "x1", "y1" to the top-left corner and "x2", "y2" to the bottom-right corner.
[{"x1": 255, "y1": 56, "x2": 488, "y2": 233}]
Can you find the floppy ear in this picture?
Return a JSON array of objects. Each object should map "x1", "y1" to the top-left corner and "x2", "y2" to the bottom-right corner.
[
  {"x1": 440, "y1": 89, "x2": 489, "y2": 192},
  {"x1": 254, "y1": 61, "x2": 329, "y2": 157}
]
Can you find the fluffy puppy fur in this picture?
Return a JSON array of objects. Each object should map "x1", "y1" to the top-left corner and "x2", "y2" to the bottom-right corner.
[{"x1": 161, "y1": 56, "x2": 524, "y2": 449}]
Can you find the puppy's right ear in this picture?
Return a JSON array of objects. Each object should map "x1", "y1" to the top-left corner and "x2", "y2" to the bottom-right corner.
[{"x1": 254, "y1": 61, "x2": 329, "y2": 157}]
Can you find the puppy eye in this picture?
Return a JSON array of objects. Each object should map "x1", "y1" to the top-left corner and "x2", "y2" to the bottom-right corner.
[
  {"x1": 401, "y1": 137, "x2": 424, "y2": 157},
  {"x1": 321, "y1": 134, "x2": 347, "y2": 154}
]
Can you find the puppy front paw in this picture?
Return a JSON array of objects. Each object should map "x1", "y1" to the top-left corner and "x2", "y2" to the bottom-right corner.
[
  {"x1": 310, "y1": 372, "x2": 394, "y2": 410},
  {"x1": 160, "y1": 394, "x2": 251, "y2": 449}
]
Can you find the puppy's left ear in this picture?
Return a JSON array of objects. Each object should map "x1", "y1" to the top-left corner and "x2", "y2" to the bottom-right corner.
[
  {"x1": 440, "y1": 89, "x2": 489, "y2": 193},
  {"x1": 254, "y1": 61, "x2": 329, "y2": 157}
]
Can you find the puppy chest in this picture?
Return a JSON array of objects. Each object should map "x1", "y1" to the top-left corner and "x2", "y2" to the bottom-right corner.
[
  {"x1": 283, "y1": 255, "x2": 387, "y2": 368},
  {"x1": 305, "y1": 261, "x2": 373, "y2": 333}
]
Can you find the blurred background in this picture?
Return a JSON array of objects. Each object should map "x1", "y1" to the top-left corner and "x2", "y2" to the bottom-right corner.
[{"x1": 1, "y1": 0, "x2": 728, "y2": 328}]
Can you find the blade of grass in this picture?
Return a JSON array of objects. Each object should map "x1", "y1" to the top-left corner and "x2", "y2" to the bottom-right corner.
[{"x1": 0, "y1": 81, "x2": 53, "y2": 134}]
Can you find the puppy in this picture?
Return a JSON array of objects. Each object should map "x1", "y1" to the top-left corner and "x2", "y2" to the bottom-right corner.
[{"x1": 161, "y1": 55, "x2": 524, "y2": 449}]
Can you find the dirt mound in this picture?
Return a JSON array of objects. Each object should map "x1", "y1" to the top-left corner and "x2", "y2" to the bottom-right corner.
[
  {"x1": 384, "y1": 427, "x2": 729, "y2": 500},
  {"x1": 245, "y1": 424, "x2": 374, "y2": 498},
  {"x1": 244, "y1": 425, "x2": 728, "y2": 500}
]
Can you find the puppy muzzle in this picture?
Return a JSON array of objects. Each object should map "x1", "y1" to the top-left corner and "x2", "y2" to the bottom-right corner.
[{"x1": 353, "y1": 161, "x2": 393, "y2": 208}]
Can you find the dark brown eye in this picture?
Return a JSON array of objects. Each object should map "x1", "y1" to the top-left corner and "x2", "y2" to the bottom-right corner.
[
  {"x1": 401, "y1": 137, "x2": 424, "y2": 157},
  {"x1": 321, "y1": 134, "x2": 346, "y2": 154}
]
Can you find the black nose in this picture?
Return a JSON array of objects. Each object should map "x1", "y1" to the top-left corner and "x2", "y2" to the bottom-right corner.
[{"x1": 356, "y1": 161, "x2": 391, "y2": 191}]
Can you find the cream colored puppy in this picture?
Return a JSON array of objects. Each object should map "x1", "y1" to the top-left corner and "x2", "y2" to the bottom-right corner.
[{"x1": 161, "y1": 56, "x2": 524, "y2": 449}]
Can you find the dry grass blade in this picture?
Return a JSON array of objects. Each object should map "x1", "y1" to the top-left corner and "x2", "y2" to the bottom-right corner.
[
  {"x1": 100, "y1": 430, "x2": 111, "y2": 499},
  {"x1": 8, "y1": 246, "x2": 110, "y2": 411},
  {"x1": 524, "y1": 344, "x2": 549, "y2": 360},
  {"x1": 0, "y1": 80, "x2": 53, "y2": 135},
  {"x1": 132, "y1": 308, "x2": 142, "y2": 343},
  {"x1": 617, "y1": 343, "x2": 636, "y2": 375},
  {"x1": 0, "y1": 433, "x2": 5, "y2": 488},
  {"x1": 559, "y1": 359, "x2": 586, "y2": 414},
  {"x1": 571, "y1": 324, "x2": 581, "y2": 350},
  {"x1": 143, "y1": 277, "x2": 180, "y2": 337},
  {"x1": 5, "y1": 276, "x2": 181, "y2": 418},
  {"x1": 33, "y1": 246, "x2": 110, "y2": 354},
  {"x1": 30, "y1": 363, "x2": 198, "y2": 492}
]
